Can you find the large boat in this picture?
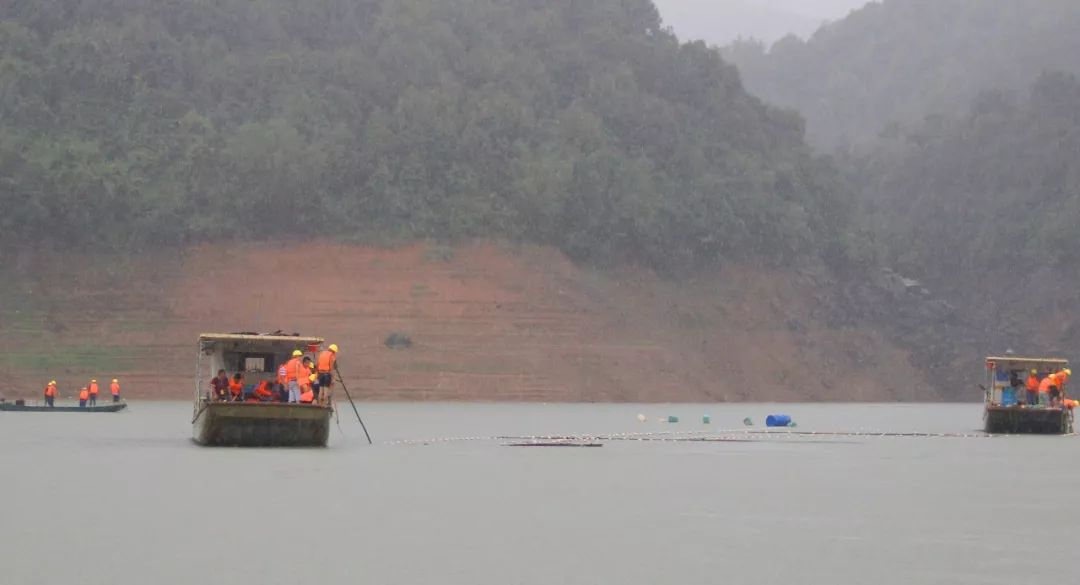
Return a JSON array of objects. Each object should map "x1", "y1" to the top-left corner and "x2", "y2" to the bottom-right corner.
[
  {"x1": 0, "y1": 401, "x2": 127, "y2": 413},
  {"x1": 982, "y1": 356, "x2": 1074, "y2": 434},
  {"x1": 192, "y1": 333, "x2": 333, "y2": 447}
]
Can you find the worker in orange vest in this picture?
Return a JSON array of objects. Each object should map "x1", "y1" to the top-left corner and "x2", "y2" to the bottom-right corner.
[
  {"x1": 316, "y1": 343, "x2": 338, "y2": 404},
  {"x1": 1050, "y1": 369, "x2": 1071, "y2": 407},
  {"x1": 249, "y1": 380, "x2": 275, "y2": 402},
  {"x1": 1025, "y1": 370, "x2": 1040, "y2": 405},
  {"x1": 285, "y1": 349, "x2": 303, "y2": 403},
  {"x1": 88, "y1": 379, "x2": 99, "y2": 406},
  {"x1": 1038, "y1": 374, "x2": 1055, "y2": 406},
  {"x1": 111, "y1": 379, "x2": 121, "y2": 402},
  {"x1": 79, "y1": 387, "x2": 90, "y2": 408},
  {"x1": 297, "y1": 357, "x2": 315, "y2": 399},
  {"x1": 43, "y1": 380, "x2": 58, "y2": 408},
  {"x1": 228, "y1": 373, "x2": 245, "y2": 402},
  {"x1": 300, "y1": 383, "x2": 315, "y2": 404}
]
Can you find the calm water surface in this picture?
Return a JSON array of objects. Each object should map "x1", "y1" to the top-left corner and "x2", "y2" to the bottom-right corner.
[{"x1": 3, "y1": 402, "x2": 1079, "y2": 585}]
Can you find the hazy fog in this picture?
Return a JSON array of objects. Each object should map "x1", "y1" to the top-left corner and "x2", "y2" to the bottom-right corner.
[{"x1": 653, "y1": 0, "x2": 871, "y2": 45}]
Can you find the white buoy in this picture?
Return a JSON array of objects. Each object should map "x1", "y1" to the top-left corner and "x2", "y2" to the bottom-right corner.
[{"x1": 636, "y1": 414, "x2": 647, "y2": 423}]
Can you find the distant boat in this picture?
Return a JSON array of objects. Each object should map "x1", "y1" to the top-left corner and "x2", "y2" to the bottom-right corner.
[
  {"x1": 0, "y1": 401, "x2": 127, "y2": 413},
  {"x1": 982, "y1": 356, "x2": 1074, "y2": 434},
  {"x1": 192, "y1": 333, "x2": 333, "y2": 447}
]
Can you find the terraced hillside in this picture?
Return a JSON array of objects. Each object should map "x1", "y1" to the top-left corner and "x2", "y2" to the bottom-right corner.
[{"x1": 0, "y1": 242, "x2": 931, "y2": 402}]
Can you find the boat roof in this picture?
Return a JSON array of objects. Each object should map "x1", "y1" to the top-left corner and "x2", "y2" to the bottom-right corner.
[
  {"x1": 199, "y1": 332, "x2": 324, "y2": 352},
  {"x1": 986, "y1": 356, "x2": 1069, "y2": 367}
]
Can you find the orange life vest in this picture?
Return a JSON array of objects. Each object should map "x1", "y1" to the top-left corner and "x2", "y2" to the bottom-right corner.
[
  {"x1": 79, "y1": 388, "x2": 89, "y2": 400},
  {"x1": 277, "y1": 362, "x2": 289, "y2": 385},
  {"x1": 254, "y1": 380, "x2": 275, "y2": 398},
  {"x1": 111, "y1": 382, "x2": 120, "y2": 395},
  {"x1": 1025, "y1": 375, "x2": 1039, "y2": 391},
  {"x1": 317, "y1": 350, "x2": 336, "y2": 373},
  {"x1": 297, "y1": 363, "x2": 312, "y2": 388},
  {"x1": 300, "y1": 389, "x2": 315, "y2": 403},
  {"x1": 88, "y1": 382, "x2": 99, "y2": 395},
  {"x1": 229, "y1": 380, "x2": 243, "y2": 397},
  {"x1": 285, "y1": 357, "x2": 301, "y2": 382},
  {"x1": 44, "y1": 384, "x2": 57, "y2": 397}
]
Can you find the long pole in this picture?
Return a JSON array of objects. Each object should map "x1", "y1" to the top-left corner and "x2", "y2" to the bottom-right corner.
[{"x1": 335, "y1": 364, "x2": 372, "y2": 444}]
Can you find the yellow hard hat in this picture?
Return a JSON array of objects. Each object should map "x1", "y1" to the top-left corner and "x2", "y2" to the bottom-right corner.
[
  {"x1": 1031, "y1": 369, "x2": 1038, "y2": 374},
  {"x1": 112, "y1": 378, "x2": 118, "y2": 383},
  {"x1": 49, "y1": 380, "x2": 56, "y2": 385},
  {"x1": 1064, "y1": 369, "x2": 1072, "y2": 376},
  {"x1": 91, "y1": 379, "x2": 97, "y2": 383},
  {"x1": 329, "y1": 343, "x2": 339, "y2": 353},
  {"x1": 309, "y1": 374, "x2": 317, "y2": 382},
  {"x1": 292, "y1": 350, "x2": 303, "y2": 357}
]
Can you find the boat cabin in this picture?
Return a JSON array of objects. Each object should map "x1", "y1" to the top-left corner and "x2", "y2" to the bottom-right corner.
[{"x1": 983, "y1": 356, "x2": 1074, "y2": 434}]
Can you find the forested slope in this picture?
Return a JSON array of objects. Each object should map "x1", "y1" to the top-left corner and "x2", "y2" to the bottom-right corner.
[
  {"x1": 853, "y1": 72, "x2": 1080, "y2": 287},
  {"x1": 0, "y1": 0, "x2": 854, "y2": 271},
  {"x1": 724, "y1": 0, "x2": 1080, "y2": 150}
]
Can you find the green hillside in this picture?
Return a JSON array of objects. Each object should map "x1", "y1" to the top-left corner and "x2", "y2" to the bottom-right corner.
[
  {"x1": 725, "y1": 0, "x2": 1080, "y2": 151},
  {"x1": 0, "y1": 0, "x2": 854, "y2": 271}
]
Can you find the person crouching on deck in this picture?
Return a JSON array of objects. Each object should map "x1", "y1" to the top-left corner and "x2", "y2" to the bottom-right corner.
[
  {"x1": 229, "y1": 372, "x2": 245, "y2": 402},
  {"x1": 249, "y1": 380, "x2": 276, "y2": 402},
  {"x1": 79, "y1": 386, "x2": 89, "y2": 408},
  {"x1": 1050, "y1": 369, "x2": 1071, "y2": 408},
  {"x1": 210, "y1": 369, "x2": 229, "y2": 401},
  {"x1": 44, "y1": 380, "x2": 57, "y2": 407},
  {"x1": 297, "y1": 357, "x2": 315, "y2": 402}
]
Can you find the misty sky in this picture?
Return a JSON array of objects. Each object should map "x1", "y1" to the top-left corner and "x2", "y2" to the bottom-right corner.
[{"x1": 653, "y1": 0, "x2": 872, "y2": 45}]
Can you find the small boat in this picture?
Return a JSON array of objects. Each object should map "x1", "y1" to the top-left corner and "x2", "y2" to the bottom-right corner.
[
  {"x1": 982, "y1": 356, "x2": 1074, "y2": 434},
  {"x1": 192, "y1": 333, "x2": 334, "y2": 447},
  {"x1": 0, "y1": 401, "x2": 127, "y2": 413}
]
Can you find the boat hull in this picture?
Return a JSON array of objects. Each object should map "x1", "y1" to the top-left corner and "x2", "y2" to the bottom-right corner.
[
  {"x1": 0, "y1": 402, "x2": 127, "y2": 413},
  {"x1": 984, "y1": 406, "x2": 1073, "y2": 434},
  {"x1": 192, "y1": 402, "x2": 332, "y2": 447}
]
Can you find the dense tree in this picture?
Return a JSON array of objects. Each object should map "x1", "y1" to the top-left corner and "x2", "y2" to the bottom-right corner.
[
  {"x1": 851, "y1": 71, "x2": 1080, "y2": 285},
  {"x1": 0, "y1": 0, "x2": 854, "y2": 271},
  {"x1": 724, "y1": 0, "x2": 1080, "y2": 151}
]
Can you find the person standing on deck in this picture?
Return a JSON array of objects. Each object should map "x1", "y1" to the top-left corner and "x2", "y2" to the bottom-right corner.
[
  {"x1": 110, "y1": 379, "x2": 121, "y2": 402},
  {"x1": 285, "y1": 350, "x2": 303, "y2": 403},
  {"x1": 316, "y1": 344, "x2": 338, "y2": 404},
  {"x1": 277, "y1": 360, "x2": 289, "y2": 402},
  {"x1": 44, "y1": 381, "x2": 57, "y2": 408},
  {"x1": 88, "y1": 379, "x2": 100, "y2": 406},
  {"x1": 78, "y1": 387, "x2": 89, "y2": 408},
  {"x1": 1025, "y1": 370, "x2": 1040, "y2": 405}
]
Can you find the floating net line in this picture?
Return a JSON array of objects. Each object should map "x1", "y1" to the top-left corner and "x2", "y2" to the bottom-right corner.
[{"x1": 378, "y1": 427, "x2": 1043, "y2": 446}]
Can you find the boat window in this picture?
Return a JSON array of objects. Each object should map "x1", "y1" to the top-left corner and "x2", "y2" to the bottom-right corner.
[{"x1": 244, "y1": 356, "x2": 266, "y2": 372}]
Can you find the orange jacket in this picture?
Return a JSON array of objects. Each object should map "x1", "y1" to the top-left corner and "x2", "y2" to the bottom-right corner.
[
  {"x1": 110, "y1": 382, "x2": 120, "y2": 395},
  {"x1": 79, "y1": 388, "x2": 90, "y2": 400},
  {"x1": 317, "y1": 350, "x2": 336, "y2": 373},
  {"x1": 228, "y1": 380, "x2": 244, "y2": 397},
  {"x1": 300, "y1": 389, "x2": 315, "y2": 403},
  {"x1": 1025, "y1": 375, "x2": 1039, "y2": 391},
  {"x1": 285, "y1": 357, "x2": 301, "y2": 382},
  {"x1": 297, "y1": 363, "x2": 313, "y2": 389},
  {"x1": 88, "y1": 382, "x2": 99, "y2": 395},
  {"x1": 44, "y1": 383, "x2": 57, "y2": 397}
]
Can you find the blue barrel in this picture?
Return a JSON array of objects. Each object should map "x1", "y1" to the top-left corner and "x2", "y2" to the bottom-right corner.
[{"x1": 765, "y1": 414, "x2": 792, "y2": 427}]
